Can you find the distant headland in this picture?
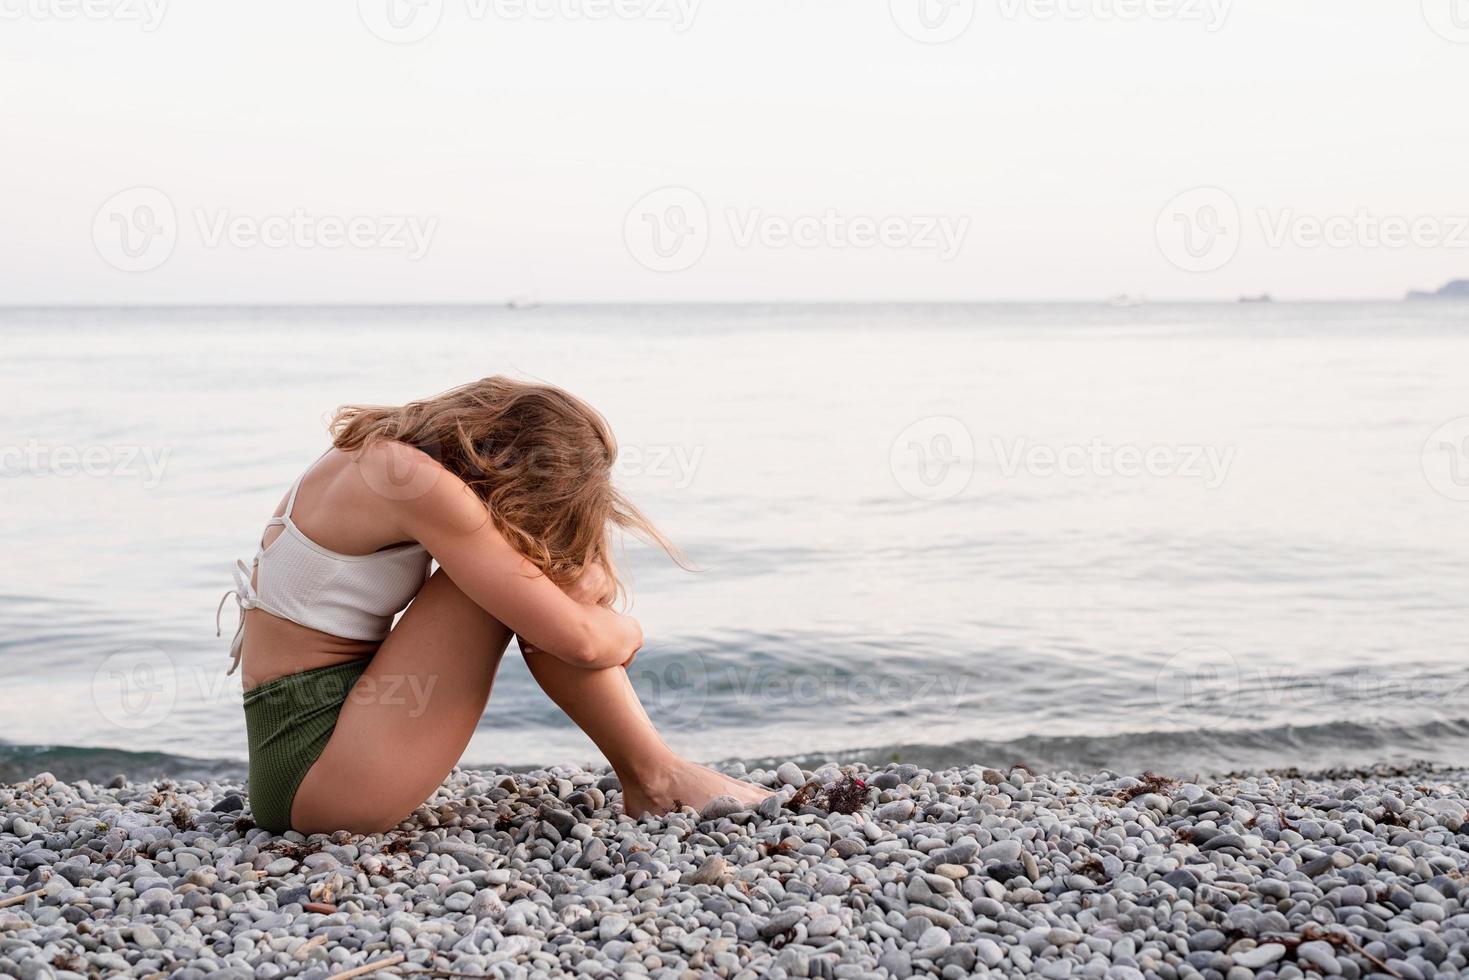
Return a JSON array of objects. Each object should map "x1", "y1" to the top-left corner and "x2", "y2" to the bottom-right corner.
[{"x1": 1407, "y1": 279, "x2": 1469, "y2": 301}]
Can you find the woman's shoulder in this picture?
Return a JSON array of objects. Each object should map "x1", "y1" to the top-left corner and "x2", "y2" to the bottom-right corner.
[{"x1": 350, "y1": 440, "x2": 486, "y2": 533}]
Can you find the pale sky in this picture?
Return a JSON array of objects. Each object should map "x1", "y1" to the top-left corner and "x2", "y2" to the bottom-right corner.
[{"x1": 3, "y1": 2, "x2": 1466, "y2": 303}]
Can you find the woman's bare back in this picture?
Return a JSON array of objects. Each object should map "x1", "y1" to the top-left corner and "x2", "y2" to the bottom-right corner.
[{"x1": 239, "y1": 448, "x2": 422, "y2": 690}]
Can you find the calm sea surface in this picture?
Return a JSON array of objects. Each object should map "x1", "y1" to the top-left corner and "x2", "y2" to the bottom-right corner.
[{"x1": 2, "y1": 304, "x2": 1467, "y2": 783}]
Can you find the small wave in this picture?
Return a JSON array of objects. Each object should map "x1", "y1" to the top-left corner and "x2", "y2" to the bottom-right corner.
[
  {"x1": 10, "y1": 717, "x2": 1469, "y2": 789},
  {"x1": 0, "y1": 743, "x2": 244, "y2": 786},
  {"x1": 759, "y1": 716, "x2": 1469, "y2": 780}
]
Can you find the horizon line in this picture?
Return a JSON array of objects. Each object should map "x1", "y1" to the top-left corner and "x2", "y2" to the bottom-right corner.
[{"x1": 0, "y1": 297, "x2": 1439, "y2": 311}]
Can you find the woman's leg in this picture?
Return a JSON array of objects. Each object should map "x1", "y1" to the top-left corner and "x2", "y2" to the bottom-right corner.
[
  {"x1": 290, "y1": 569, "x2": 512, "y2": 834},
  {"x1": 293, "y1": 567, "x2": 768, "y2": 833},
  {"x1": 520, "y1": 651, "x2": 771, "y2": 815}
]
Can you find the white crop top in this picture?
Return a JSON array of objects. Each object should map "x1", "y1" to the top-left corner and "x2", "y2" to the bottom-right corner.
[{"x1": 215, "y1": 459, "x2": 432, "y2": 674}]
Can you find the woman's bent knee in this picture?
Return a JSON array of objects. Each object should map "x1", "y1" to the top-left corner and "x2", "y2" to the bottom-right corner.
[{"x1": 291, "y1": 790, "x2": 418, "y2": 836}]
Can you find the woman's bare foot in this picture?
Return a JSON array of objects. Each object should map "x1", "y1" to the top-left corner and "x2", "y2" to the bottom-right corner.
[{"x1": 620, "y1": 759, "x2": 774, "y2": 817}]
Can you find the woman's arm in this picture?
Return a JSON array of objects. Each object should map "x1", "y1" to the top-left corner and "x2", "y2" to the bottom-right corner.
[{"x1": 380, "y1": 445, "x2": 642, "y2": 668}]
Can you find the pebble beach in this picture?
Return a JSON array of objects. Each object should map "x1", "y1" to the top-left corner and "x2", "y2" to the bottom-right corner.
[{"x1": 3, "y1": 763, "x2": 1467, "y2": 980}]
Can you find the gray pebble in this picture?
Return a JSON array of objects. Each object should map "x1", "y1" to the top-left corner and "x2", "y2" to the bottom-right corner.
[
  {"x1": 684, "y1": 855, "x2": 727, "y2": 885},
  {"x1": 877, "y1": 800, "x2": 916, "y2": 822},
  {"x1": 761, "y1": 908, "x2": 804, "y2": 938},
  {"x1": 1232, "y1": 943, "x2": 1287, "y2": 968},
  {"x1": 776, "y1": 762, "x2": 805, "y2": 787},
  {"x1": 699, "y1": 795, "x2": 744, "y2": 821}
]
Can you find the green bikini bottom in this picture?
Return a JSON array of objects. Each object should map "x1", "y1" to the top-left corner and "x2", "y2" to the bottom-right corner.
[{"x1": 242, "y1": 660, "x2": 368, "y2": 832}]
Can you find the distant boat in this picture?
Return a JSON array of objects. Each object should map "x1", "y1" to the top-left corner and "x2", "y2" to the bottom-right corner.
[
  {"x1": 1107, "y1": 294, "x2": 1146, "y2": 308},
  {"x1": 506, "y1": 296, "x2": 539, "y2": 310},
  {"x1": 1406, "y1": 279, "x2": 1469, "y2": 301},
  {"x1": 1238, "y1": 293, "x2": 1273, "y2": 303}
]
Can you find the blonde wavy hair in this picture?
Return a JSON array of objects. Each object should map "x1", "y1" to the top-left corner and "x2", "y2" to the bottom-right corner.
[{"x1": 329, "y1": 376, "x2": 682, "y2": 604}]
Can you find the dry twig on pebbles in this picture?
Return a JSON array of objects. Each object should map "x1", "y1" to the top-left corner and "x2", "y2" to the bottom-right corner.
[
  {"x1": 330, "y1": 952, "x2": 406, "y2": 978},
  {"x1": 0, "y1": 890, "x2": 41, "y2": 908}
]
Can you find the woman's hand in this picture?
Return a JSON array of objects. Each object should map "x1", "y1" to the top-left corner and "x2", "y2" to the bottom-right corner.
[
  {"x1": 567, "y1": 564, "x2": 641, "y2": 667},
  {"x1": 617, "y1": 614, "x2": 642, "y2": 669},
  {"x1": 520, "y1": 611, "x2": 640, "y2": 668}
]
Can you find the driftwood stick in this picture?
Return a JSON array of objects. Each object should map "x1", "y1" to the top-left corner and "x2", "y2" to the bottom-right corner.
[
  {"x1": 1337, "y1": 932, "x2": 1400, "y2": 977},
  {"x1": 0, "y1": 890, "x2": 40, "y2": 908},
  {"x1": 294, "y1": 934, "x2": 329, "y2": 960},
  {"x1": 331, "y1": 953, "x2": 407, "y2": 978}
]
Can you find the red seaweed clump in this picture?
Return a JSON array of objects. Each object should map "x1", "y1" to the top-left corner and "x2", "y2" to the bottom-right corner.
[
  {"x1": 1116, "y1": 771, "x2": 1180, "y2": 802},
  {"x1": 824, "y1": 775, "x2": 870, "y2": 814},
  {"x1": 784, "y1": 775, "x2": 871, "y2": 815}
]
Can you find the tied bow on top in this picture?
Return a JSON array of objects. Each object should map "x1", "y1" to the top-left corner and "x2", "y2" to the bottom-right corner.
[{"x1": 214, "y1": 559, "x2": 257, "y2": 676}]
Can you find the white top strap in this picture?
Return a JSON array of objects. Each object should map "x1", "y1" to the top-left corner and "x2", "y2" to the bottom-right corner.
[
  {"x1": 282, "y1": 449, "x2": 331, "y2": 520},
  {"x1": 215, "y1": 559, "x2": 260, "y2": 676},
  {"x1": 282, "y1": 473, "x2": 305, "y2": 519}
]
